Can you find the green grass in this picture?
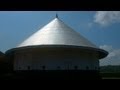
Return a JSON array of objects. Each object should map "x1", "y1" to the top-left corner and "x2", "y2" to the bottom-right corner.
[{"x1": 100, "y1": 72, "x2": 120, "y2": 79}]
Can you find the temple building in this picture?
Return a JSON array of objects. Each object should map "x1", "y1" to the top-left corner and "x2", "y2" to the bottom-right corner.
[{"x1": 5, "y1": 15, "x2": 108, "y2": 79}]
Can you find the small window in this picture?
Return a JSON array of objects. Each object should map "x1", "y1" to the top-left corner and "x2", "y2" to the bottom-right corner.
[
  {"x1": 19, "y1": 67, "x2": 21, "y2": 70},
  {"x1": 57, "y1": 66, "x2": 61, "y2": 70},
  {"x1": 74, "y1": 66, "x2": 78, "y2": 70},
  {"x1": 98, "y1": 67, "x2": 100, "y2": 70},
  {"x1": 42, "y1": 66, "x2": 46, "y2": 70},
  {"x1": 28, "y1": 66, "x2": 30, "y2": 70},
  {"x1": 86, "y1": 66, "x2": 89, "y2": 70},
  {"x1": 95, "y1": 67, "x2": 97, "y2": 70}
]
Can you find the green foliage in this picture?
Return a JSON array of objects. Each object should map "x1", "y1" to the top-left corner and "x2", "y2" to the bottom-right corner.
[{"x1": 100, "y1": 65, "x2": 120, "y2": 73}]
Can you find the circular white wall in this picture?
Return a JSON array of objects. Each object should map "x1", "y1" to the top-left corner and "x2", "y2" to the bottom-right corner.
[{"x1": 13, "y1": 48, "x2": 99, "y2": 71}]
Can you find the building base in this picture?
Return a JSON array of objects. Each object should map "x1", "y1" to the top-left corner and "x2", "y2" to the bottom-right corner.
[{"x1": 1, "y1": 70, "x2": 101, "y2": 80}]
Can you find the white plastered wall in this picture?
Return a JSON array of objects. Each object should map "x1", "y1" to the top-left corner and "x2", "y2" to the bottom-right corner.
[{"x1": 14, "y1": 50, "x2": 99, "y2": 70}]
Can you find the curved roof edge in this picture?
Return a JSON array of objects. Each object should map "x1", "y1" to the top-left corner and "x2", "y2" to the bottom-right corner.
[
  {"x1": 6, "y1": 45, "x2": 108, "y2": 59},
  {"x1": 0, "y1": 51, "x2": 4, "y2": 55},
  {"x1": 0, "y1": 51, "x2": 5, "y2": 59}
]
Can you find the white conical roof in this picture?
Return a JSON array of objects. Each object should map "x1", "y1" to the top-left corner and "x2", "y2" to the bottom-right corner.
[{"x1": 17, "y1": 17, "x2": 97, "y2": 48}]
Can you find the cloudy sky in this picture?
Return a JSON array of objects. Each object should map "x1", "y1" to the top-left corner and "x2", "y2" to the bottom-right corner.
[{"x1": 0, "y1": 11, "x2": 120, "y2": 66}]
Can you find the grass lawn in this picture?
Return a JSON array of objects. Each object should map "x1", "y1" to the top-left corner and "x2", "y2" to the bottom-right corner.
[{"x1": 100, "y1": 72, "x2": 120, "y2": 79}]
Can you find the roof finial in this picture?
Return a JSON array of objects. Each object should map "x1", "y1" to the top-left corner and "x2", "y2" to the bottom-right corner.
[{"x1": 56, "y1": 13, "x2": 58, "y2": 18}]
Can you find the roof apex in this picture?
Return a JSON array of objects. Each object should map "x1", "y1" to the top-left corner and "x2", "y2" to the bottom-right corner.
[{"x1": 17, "y1": 17, "x2": 97, "y2": 48}]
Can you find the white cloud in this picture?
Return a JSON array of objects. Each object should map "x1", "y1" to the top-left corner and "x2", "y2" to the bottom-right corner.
[
  {"x1": 100, "y1": 45, "x2": 113, "y2": 53},
  {"x1": 100, "y1": 45, "x2": 120, "y2": 66},
  {"x1": 94, "y1": 11, "x2": 120, "y2": 26}
]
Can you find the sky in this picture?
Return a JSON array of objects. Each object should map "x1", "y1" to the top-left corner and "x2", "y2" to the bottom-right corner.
[{"x1": 0, "y1": 11, "x2": 120, "y2": 66}]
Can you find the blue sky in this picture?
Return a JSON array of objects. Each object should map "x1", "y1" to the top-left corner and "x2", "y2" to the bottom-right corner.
[{"x1": 0, "y1": 11, "x2": 120, "y2": 66}]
